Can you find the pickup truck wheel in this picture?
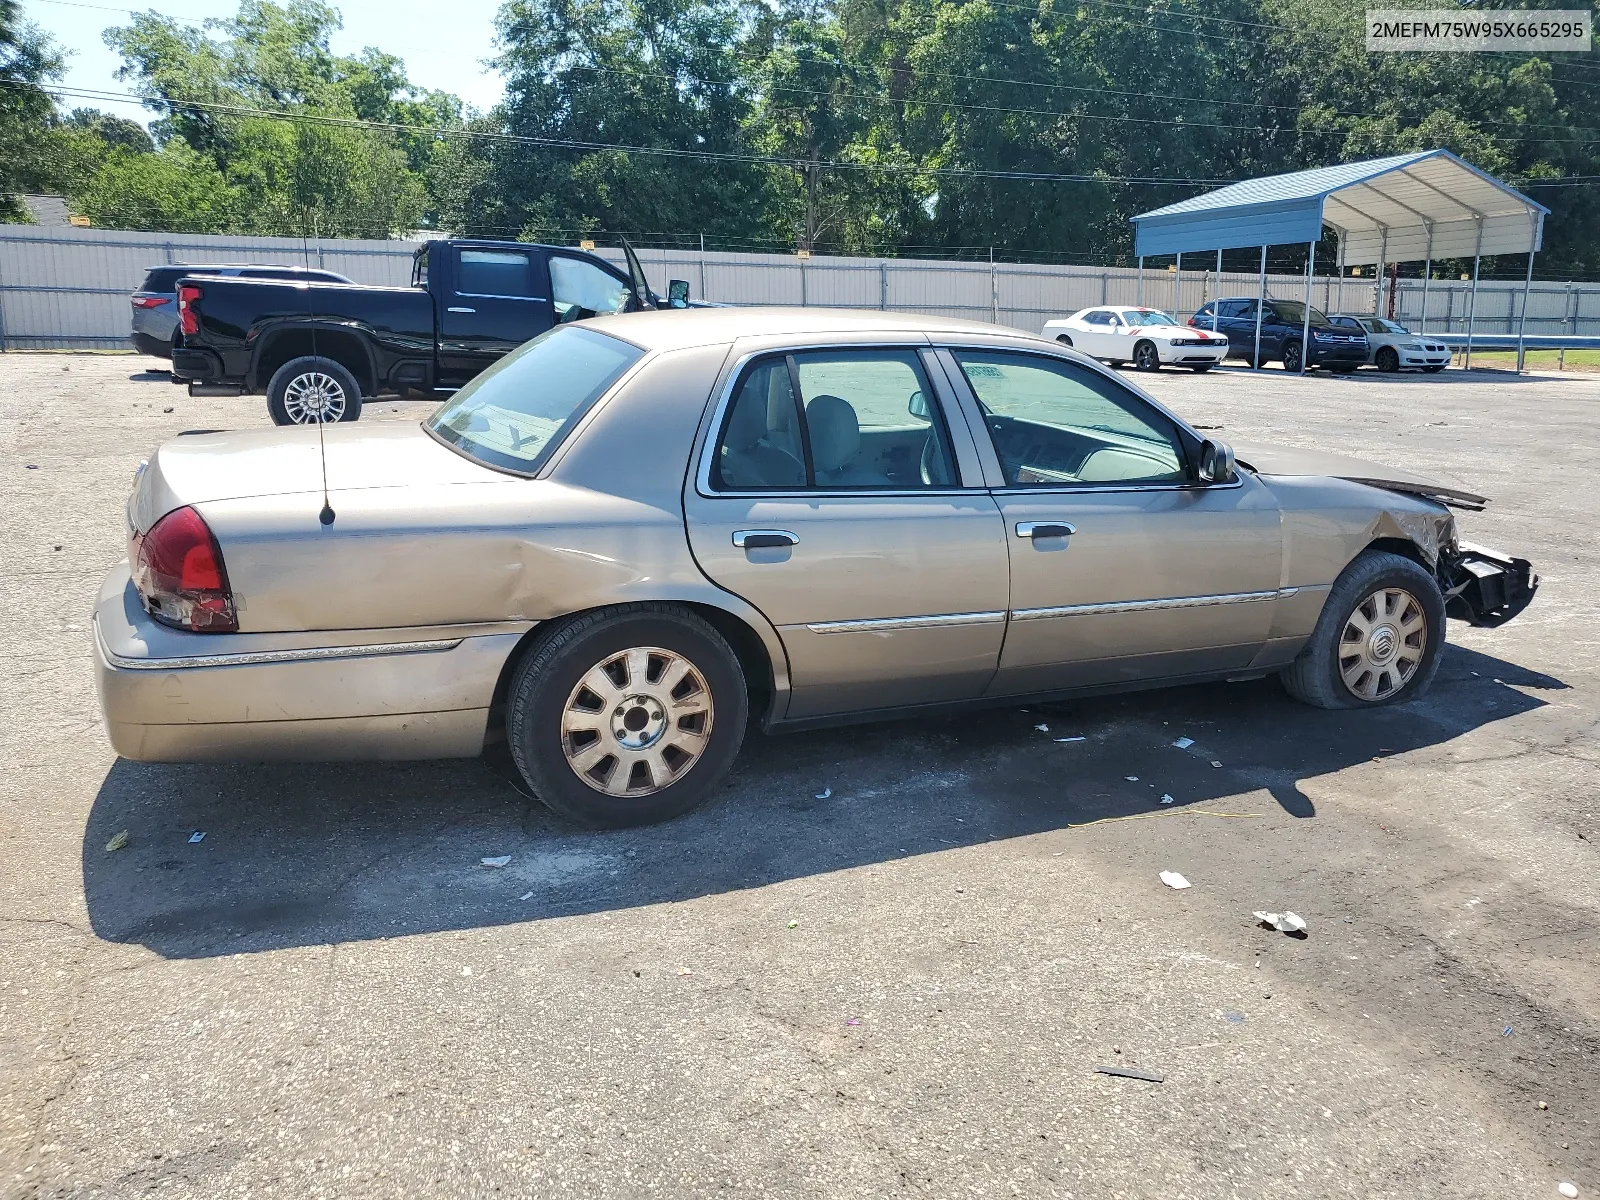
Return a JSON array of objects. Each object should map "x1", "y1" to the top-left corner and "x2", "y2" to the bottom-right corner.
[
  {"x1": 266, "y1": 356, "x2": 363, "y2": 426},
  {"x1": 1279, "y1": 550, "x2": 1445, "y2": 709},
  {"x1": 507, "y1": 604, "x2": 748, "y2": 828}
]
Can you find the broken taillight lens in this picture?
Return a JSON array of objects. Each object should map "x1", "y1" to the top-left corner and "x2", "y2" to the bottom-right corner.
[
  {"x1": 131, "y1": 505, "x2": 237, "y2": 632},
  {"x1": 177, "y1": 284, "x2": 201, "y2": 335}
]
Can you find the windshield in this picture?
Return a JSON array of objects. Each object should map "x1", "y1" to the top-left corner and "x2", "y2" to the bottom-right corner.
[
  {"x1": 1121, "y1": 308, "x2": 1179, "y2": 326},
  {"x1": 1273, "y1": 301, "x2": 1333, "y2": 327},
  {"x1": 425, "y1": 325, "x2": 644, "y2": 475}
]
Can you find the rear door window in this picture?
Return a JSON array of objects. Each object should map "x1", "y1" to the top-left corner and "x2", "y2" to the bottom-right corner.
[
  {"x1": 549, "y1": 255, "x2": 629, "y2": 322},
  {"x1": 456, "y1": 248, "x2": 536, "y2": 298}
]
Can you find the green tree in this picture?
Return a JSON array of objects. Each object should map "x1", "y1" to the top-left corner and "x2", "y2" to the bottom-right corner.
[{"x1": 1, "y1": 0, "x2": 65, "y2": 221}]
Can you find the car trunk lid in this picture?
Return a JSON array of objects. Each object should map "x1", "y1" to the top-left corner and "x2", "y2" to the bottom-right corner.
[{"x1": 129, "y1": 422, "x2": 506, "y2": 533}]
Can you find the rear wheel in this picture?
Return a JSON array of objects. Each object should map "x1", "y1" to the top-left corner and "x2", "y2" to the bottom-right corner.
[
  {"x1": 507, "y1": 604, "x2": 748, "y2": 827},
  {"x1": 266, "y1": 356, "x2": 363, "y2": 426},
  {"x1": 1055, "y1": 334, "x2": 1074, "y2": 347},
  {"x1": 1279, "y1": 550, "x2": 1445, "y2": 709},
  {"x1": 1282, "y1": 339, "x2": 1304, "y2": 373},
  {"x1": 1375, "y1": 346, "x2": 1400, "y2": 373},
  {"x1": 1132, "y1": 340, "x2": 1160, "y2": 371}
]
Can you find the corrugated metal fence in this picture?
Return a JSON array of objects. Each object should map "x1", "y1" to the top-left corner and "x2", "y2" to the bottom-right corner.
[{"x1": 4, "y1": 225, "x2": 1597, "y2": 349}]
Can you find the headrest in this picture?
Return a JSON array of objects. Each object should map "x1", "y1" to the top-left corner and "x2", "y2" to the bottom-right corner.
[
  {"x1": 725, "y1": 389, "x2": 768, "y2": 452},
  {"x1": 806, "y1": 394, "x2": 859, "y2": 473}
]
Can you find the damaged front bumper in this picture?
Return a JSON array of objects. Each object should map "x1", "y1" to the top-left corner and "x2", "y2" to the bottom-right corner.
[{"x1": 1439, "y1": 541, "x2": 1539, "y2": 628}]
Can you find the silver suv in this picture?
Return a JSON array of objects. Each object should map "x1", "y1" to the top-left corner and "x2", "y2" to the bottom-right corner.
[{"x1": 130, "y1": 264, "x2": 351, "y2": 359}]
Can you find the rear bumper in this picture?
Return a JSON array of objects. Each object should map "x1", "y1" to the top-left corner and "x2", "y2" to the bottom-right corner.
[
  {"x1": 170, "y1": 347, "x2": 223, "y2": 382},
  {"x1": 130, "y1": 331, "x2": 171, "y2": 358},
  {"x1": 1440, "y1": 541, "x2": 1538, "y2": 628},
  {"x1": 92, "y1": 563, "x2": 525, "y2": 762}
]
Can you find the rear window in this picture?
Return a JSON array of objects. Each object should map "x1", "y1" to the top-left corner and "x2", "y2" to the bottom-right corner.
[
  {"x1": 137, "y1": 266, "x2": 349, "y2": 292},
  {"x1": 425, "y1": 325, "x2": 644, "y2": 475},
  {"x1": 138, "y1": 268, "x2": 189, "y2": 293}
]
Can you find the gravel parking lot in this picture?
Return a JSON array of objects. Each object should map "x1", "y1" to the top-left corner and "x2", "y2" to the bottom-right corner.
[{"x1": 2, "y1": 353, "x2": 1596, "y2": 1199}]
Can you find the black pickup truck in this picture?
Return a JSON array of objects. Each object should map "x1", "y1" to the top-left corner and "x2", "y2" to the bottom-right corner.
[{"x1": 171, "y1": 238, "x2": 690, "y2": 424}]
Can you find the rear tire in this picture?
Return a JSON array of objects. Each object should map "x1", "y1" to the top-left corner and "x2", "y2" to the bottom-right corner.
[
  {"x1": 266, "y1": 356, "x2": 363, "y2": 426},
  {"x1": 1132, "y1": 340, "x2": 1160, "y2": 371},
  {"x1": 1279, "y1": 550, "x2": 1445, "y2": 710},
  {"x1": 1375, "y1": 346, "x2": 1400, "y2": 373},
  {"x1": 507, "y1": 604, "x2": 748, "y2": 827}
]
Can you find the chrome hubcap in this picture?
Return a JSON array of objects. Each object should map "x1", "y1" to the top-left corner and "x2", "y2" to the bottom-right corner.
[
  {"x1": 282, "y1": 372, "x2": 347, "y2": 423},
  {"x1": 1339, "y1": 587, "x2": 1427, "y2": 701},
  {"x1": 561, "y1": 646, "x2": 713, "y2": 797}
]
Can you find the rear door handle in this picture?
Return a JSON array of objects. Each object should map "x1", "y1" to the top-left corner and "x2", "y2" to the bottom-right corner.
[
  {"x1": 1016, "y1": 521, "x2": 1076, "y2": 539},
  {"x1": 447, "y1": 306, "x2": 476, "y2": 313},
  {"x1": 733, "y1": 529, "x2": 799, "y2": 550}
]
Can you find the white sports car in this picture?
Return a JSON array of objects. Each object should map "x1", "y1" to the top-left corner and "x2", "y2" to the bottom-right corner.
[{"x1": 1041, "y1": 306, "x2": 1230, "y2": 373}]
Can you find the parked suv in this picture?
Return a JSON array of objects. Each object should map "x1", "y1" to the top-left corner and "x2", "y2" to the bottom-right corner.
[
  {"x1": 1190, "y1": 297, "x2": 1369, "y2": 373},
  {"x1": 130, "y1": 264, "x2": 352, "y2": 360},
  {"x1": 1328, "y1": 314, "x2": 1450, "y2": 373}
]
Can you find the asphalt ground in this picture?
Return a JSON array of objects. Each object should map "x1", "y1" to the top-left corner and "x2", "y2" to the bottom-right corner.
[{"x1": 2, "y1": 353, "x2": 1596, "y2": 1199}]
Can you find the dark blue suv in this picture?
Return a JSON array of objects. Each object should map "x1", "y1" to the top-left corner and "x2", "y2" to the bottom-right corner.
[{"x1": 1190, "y1": 298, "x2": 1369, "y2": 373}]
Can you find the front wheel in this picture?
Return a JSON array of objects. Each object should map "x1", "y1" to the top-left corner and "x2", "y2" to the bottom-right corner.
[
  {"x1": 1282, "y1": 339, "x2": 1304, "y2": 373},
  {"x1": 266, "y1": 356, "x2": 363, "y2": 426},
  {"x1": 1375, "y1": 346, "x2": 1400, "y2": 373},
  {"x1": 1279, "y1": 550, "x2": 1445, "y2": 709},
  {"x1": 507, "y1": 604, "x2": 749, "y2": 827},
  {"x1": 1132, "y1": 340, "x2": 1161, "y2": 371},
  {"x1": 1055, "y1": 334, "x2": 1074, "y2": 347}
]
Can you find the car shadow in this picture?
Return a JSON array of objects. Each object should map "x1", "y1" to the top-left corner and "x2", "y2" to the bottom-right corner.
[
  {"x1": 129, "y1": 370, "x2": 171, "y2": 382},
  {"x1": 81, "y1": 642, "x2": 1563, "y2": 960}
]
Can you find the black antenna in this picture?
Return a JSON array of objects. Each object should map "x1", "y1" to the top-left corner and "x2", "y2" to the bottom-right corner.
[{"x1": 302, "y1": 214, "x2": 335, "y2": 526}]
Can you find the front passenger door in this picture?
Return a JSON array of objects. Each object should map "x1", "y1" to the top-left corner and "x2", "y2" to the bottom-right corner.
[{"x1": 940, "y1": 348, "x2": 1283, "y2": 695}]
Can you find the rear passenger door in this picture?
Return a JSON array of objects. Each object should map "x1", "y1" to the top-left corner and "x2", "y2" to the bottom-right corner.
[
  {"x1": 683, "y1": 342, "x2": 1010, "y2": 719},
  {"x1": 437, "y1": 245, "x2": 554, "y2": 384}
]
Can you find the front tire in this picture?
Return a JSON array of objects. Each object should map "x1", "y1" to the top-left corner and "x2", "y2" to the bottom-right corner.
[
  {"x1": 1375, "y1": 346, "x2": 1400, "y2": 373},
  {"x1": 266, "y1": 356, "x2": 363, "y2": 426},
  {"x1": 1055, "y1": 334, "x2": 1074, "y2": 347},
  {"x1": 1279, "y1": 550, "x2": 1445, "y2": 710},
  {"x1": 1132, "y1": 340, "x2": 1160, "y2": 371},
  {"x1": 507, "y1": 604, "x2": 748, "y2": 827},
  {"x1": 1282, "y1": 339, "x2": 1304, "y2": 373}
]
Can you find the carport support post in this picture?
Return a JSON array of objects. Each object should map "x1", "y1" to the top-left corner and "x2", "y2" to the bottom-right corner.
[
  {"x1": 1516, "y1": 241, "x2": 1535, "y2": 372},
  {"x1": 1465, "y1": 220, "x2": 1483, "y2": 371},
  {"x1": 1214, "y1": 250, "x2": 1222, "y2": 331},
  {"x1": 1419, "y1": 223, "x2": 1433, "y2": 334},
  {"x1": 1137, "y1": 257, "x2": 1144, "y2": 305},
  {"x1": 1299, "y1": 240, "x2": 1314, "y2": 375},
  {"x1": 1174, "y1": 252, "x2": 1182, "y2": 316},
  {"x1": 1252, "y1": 245, "x2": 1267, "y2": 370}
]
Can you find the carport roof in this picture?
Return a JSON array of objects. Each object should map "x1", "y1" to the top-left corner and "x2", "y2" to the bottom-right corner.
[{"x1": 1130, "y1": 150, "x2": 1548, "y2": 264}]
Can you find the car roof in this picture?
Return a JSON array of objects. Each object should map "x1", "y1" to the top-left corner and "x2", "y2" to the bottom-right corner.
[{"x1": 582, "y1": 306, "x2": 1049, "y2": 354}]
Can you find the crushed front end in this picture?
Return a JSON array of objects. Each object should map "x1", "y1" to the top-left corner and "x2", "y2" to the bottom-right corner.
[{"x1": 1439, "y1": 541, "x2": 1539, "y2": 628}]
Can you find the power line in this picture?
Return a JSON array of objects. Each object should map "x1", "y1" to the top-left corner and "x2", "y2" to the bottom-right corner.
[{"x1": 12, "y1": 80, "x2": 1238, "y2": 185}]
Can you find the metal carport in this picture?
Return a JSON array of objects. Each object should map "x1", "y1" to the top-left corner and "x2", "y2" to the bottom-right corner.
[{"x1": 1129, "y1": 150, "x2": 1550, "y2": 372}]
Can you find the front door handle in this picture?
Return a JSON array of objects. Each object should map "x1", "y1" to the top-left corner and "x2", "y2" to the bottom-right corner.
[
  {"x1": 733, "y1": 529, "x2": 799, "y2": 550},
  {"x1": 1015, "y1": 521, "x2": 1076, "y2": 539},
  {"x1": 447, "y1": 306, "x2": 476, "y2": 313}
]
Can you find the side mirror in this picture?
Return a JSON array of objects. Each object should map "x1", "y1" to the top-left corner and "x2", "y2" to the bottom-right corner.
[
  {"x1": 908, "y1": 390, "x2": 929, "y2": 419},
  {"x1": 1198, "y1": 439, "x2": 1236, "y2": 484},
  {"x1": 667, "y1": 279, "x2": 690, "y2": 309}
]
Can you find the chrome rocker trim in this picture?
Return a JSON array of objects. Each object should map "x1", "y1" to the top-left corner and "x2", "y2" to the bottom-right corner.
[
  {"x1": 806, "y1": 610, "x2": 1008, "y2": 635},
  {"x1": 1011, "y1": 588, "x2": 1297, "y2": 621},
  {"x1": 100, "y1": 636, "x2": 465, "y2": 671}
]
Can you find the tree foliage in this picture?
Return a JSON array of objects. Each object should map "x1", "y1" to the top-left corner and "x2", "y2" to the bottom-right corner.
[{"x1": 7, "y1": 0, "x2": 1600, "y2": 272}]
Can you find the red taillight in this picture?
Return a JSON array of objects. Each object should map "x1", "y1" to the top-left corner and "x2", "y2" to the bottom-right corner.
[
  {"x1": 177, "y1": 284, "x2": 202, "y2": 335},
  {"x1": 131, "y1": 505, "x2": 237, "y2": 632},
  {"x1": 132, "y1": 295, "x2": 167, "y2": 308},
  {"x1": 1187, "y1": 316, "x2": 1199, "y2": 326}
]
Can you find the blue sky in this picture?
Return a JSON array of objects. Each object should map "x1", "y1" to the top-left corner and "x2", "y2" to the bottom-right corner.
[{"x1": 22, "y1": 0, "x2": 509, "y2": 125}]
